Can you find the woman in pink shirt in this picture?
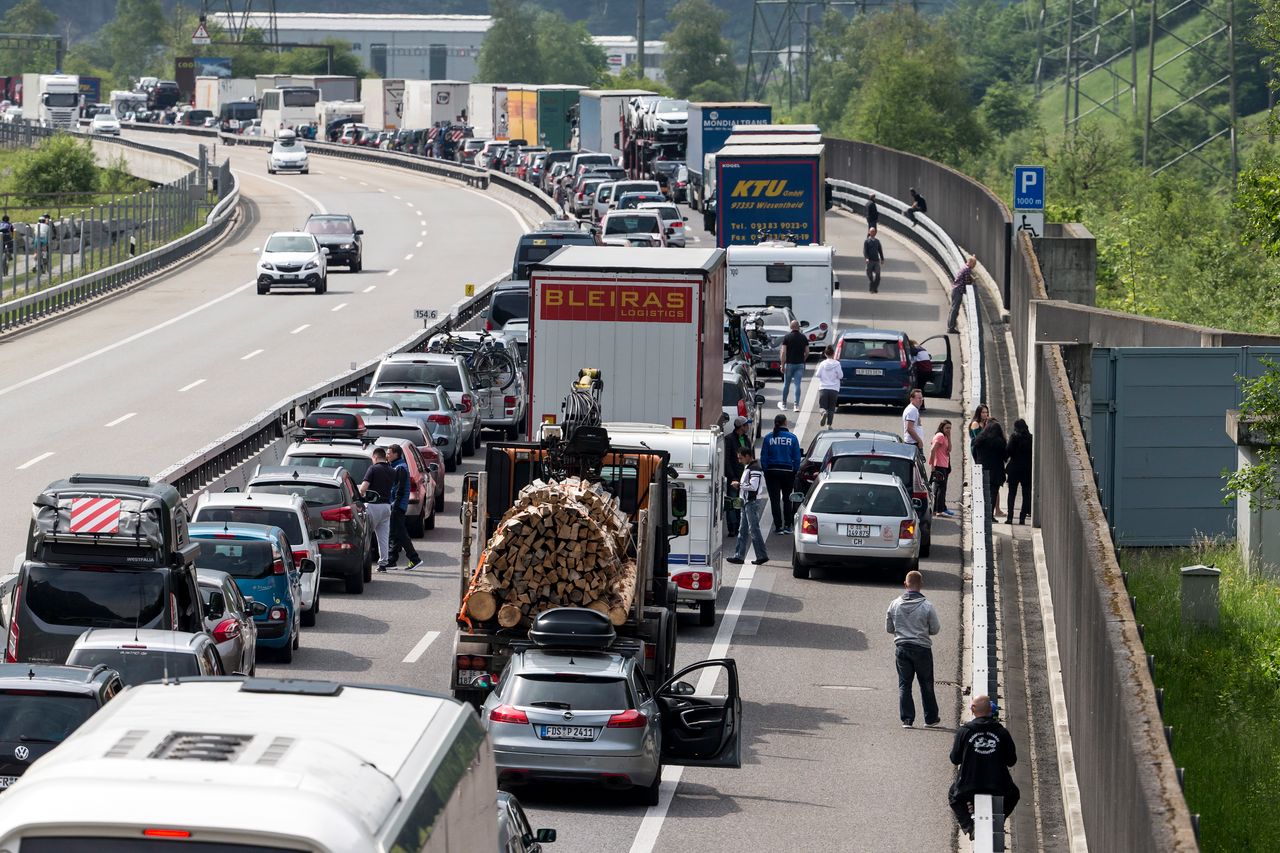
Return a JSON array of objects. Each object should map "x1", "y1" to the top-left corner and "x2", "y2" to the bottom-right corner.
[{"x1": 929, "y1": 420, "x2": 955, "y2": 517}]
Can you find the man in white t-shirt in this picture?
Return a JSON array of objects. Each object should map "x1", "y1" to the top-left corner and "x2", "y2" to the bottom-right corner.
[{"x1": 903, "y1": 388, "x2": 924, "y2": 455}]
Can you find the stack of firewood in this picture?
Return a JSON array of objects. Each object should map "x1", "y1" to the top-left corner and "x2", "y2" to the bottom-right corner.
[{"x1": 461, "y1": 478, "x2": 637, "y2": 628}]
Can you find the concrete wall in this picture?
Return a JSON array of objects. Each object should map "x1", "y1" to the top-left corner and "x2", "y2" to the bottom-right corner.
[
  {"x1": 86, "y1": 138, "x2": 199, "y2": 185},
  {"x1": 1034, "y1": 223, "x2": 1096, "y2": 307}
]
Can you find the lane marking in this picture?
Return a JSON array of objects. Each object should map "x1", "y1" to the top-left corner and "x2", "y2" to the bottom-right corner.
[
  {"x1": 252, "y1": 247, "x2": 259, "y2": 253},
  {"x1": 360, "y1": 181, "x2": 368, "y2": 186},
  {"x1": 338, "y1": 175, "x2": 347, "y2": 181},
  {"x1": 420, "y1": 230, "x2": 427, "y2": 237},
  {"x1": 0, "y1": 281, "x2": 256, "y2": 401},
  {"x1": 415, "y1": 210, "x2": 422, "y2": 216},
  {"x1": 416, "y1": 241, "x2": 423, "y2": 248},
  {"x1": 16, "y1": 451, "x2": 54, "y2": 470},
  {"x1": 331, "y1": 302, "x2": 348, "y2": 312},
  {"x1": 178, "y1": 379, "x2": 206, "y2": 392},
  {"x1": 392, "y1": 195, "x2": 401, "y2": 200},
  {"x1": 363, "y1": 285, "x2": 377, "y2": 293},
  {"x1": 420, "y1": 220, "x2": 426, "y2": 226},
  {"x1": 402, "y1": 630, "x2": 441, "y2": 664},
  {"x1": 291, "y1": 324, "x2": 310, "y2": 334},
  {"x1": 405, "y1": 201, "x2": 414, "y2": 208},
  {"x1": 104, "y1": 412, "x2": 136, "y2": 428},
  {"x1": 387, "y1": 268, "x2": 399, "y2": 277},
  {"x1": 241, "y1": 349, "x2": 264, "y2": 360},
  {"x1": 404, "y1": 254, "x2": 414, "y2": 261}
]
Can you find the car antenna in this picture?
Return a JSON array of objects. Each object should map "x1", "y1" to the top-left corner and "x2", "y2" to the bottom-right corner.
[{"x1": 27, "y1": 668, "x2": 34, "y2": 680}]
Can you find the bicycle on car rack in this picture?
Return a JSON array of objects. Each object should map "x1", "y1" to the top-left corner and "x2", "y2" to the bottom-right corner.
[{"x1": 429, "y1": 321, "x2": 519, "y2": 392}]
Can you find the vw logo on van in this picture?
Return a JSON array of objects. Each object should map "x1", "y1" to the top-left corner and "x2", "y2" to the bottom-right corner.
[{"x1": 13, "y1": 745, "x2": 29, "y2": 761}]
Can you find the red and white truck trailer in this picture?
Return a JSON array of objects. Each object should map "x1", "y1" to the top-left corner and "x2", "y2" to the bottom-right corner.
[{"x1": 528, "y1": 247, "x2": 727, "y2": 433}]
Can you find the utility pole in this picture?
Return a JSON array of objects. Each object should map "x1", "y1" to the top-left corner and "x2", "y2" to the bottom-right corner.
[{"x1": 637, "y1": 0, "x2": 646, "y2": 81}]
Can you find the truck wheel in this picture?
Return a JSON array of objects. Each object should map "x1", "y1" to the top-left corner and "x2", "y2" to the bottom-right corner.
[
  {"x1": 698, "y1": 599, "x2": 716, "y2": 627},
  {"x1": 344, "y1": 569, "x2": 365, "y2": 595}
]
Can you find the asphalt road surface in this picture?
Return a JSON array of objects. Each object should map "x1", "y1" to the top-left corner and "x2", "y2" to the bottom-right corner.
[{"x1": 3, "y1": 143, "x2": 969, "y2": 851}]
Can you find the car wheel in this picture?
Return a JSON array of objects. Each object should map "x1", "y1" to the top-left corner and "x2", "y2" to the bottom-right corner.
[
  {"x1": 921, "y1": 526, "x2": 932, "y2": 558},
  {"x1": 408, "y1": 512, "x2": 425, "y2": 538},
  {"x1": 445, "y1": 452, "x2": 457, "y2": 473},
  {"x1": 301, "y1": 597, "x2": 317, "y2": 627},
  {"x1": 315, "y1": 278, "x2": 327, "y2": 294},
  {"x1": 256, "y1": 282, "x2": 269, "y2": 295},
  {"x1": 639, "y1": 772, "x2": 662, "y2": 806},
  {"x1": 792, "y1": 552, "x2": 811, "y2": 579},
  {"x1": 344, "y1": 564, "x2": 365, "y2": 594},
  {"x1": 364, "y1": 541, "x2": 375, "y2": 582},
  {"x1": 434, "y1": 489, "x2": 445, "y2": 513},
  {"x1": 504, "y1": 423, "x2": 519, "y2": 440},
  {"x1": 698, "y1": 599, "x2": 716, "y2": 627},
  {"x1": 278, "y1": 638, "x2": 293, "y2": 663},
  {"x1": 425, "y1": 509, "x2": 436, "y2": 530},
  {"x1": 267, "y1": 168, "x2": 275, "y2": 175},
  {"x1": 463, "y1": 427, "x2": 477, "y2": 456},
  {"x1": 351, "y1": 260, "x2": 362, "y2": 272}
]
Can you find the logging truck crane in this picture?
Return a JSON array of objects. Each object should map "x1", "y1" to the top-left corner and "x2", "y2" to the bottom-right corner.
[{"x1": 450, "y1": 369, "x2": 680, "y2": 708}]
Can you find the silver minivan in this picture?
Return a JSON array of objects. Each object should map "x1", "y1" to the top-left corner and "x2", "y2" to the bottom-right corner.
[{"x1": 371, "y1": 353, "x2": 483, "y2": 455}]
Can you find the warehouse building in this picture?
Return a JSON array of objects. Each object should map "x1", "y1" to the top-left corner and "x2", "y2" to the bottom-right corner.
[{"x1": 592, "y1": 37, "x2": 668, "y2": 82}]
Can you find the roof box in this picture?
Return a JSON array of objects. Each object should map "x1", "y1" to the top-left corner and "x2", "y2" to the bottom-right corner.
[{"x1": 529, "y1": 607, "x2": 616, "y2": 649}]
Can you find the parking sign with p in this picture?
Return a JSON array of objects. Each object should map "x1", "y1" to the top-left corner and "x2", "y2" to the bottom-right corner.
[{"x1": 1014, "y1": 165, "x2": 1045, "y2": 210}]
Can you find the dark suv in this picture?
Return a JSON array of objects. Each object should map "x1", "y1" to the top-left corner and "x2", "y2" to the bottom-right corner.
[
  {"x1": 0, "y1": 663, "x2": 123, "y2": 789},
  {"x1": 303, "y1": 213, "x2": 363, "y2": 272}
]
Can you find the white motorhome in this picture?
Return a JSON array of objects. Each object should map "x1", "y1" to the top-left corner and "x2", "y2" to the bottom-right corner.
[
  {"x1": 0, "y1": 678, "x2": 499, "y2": 852},
  {"x1": 604, "y1": 422, "x2": 725, "y2": 625},
  {"x1": 109, "y1": 89, "x2": 147, "y2": 119},
  {"x1": 726, "y1": 243, "x2": 837, "y2": 352}
]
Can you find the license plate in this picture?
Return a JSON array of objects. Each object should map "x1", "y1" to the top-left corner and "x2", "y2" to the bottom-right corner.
[
  {"x1": 0, "y1": 776, "x2": 17, "y2": 789},
  {"x1": 458, "y1": 670, "x2": 488, "y2": 685},
  {"x1": 855, "y1": 368, "x2": 883, "y2": 376},
  {"x1": 847, "y1": 524, "x2": 872, "y2": 537},
  {"x1": 539, "y1": 725, "x2": 597, "y2": 741},
  {"x1": 283, "y1": 274, "x2": 297, "y2": 280}
]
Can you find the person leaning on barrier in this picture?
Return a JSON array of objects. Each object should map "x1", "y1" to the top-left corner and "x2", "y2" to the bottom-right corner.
[
  {"x1": 949, "y1": 694, "x2": 1019, "y2": 840},
  {"x1": 947, "y1": 255, "x2": 978, "y2": 335}
]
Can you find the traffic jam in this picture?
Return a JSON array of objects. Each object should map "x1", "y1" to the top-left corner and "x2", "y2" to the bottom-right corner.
[{"x1": 0, "y1": 89, "x2": 957, "y2": 851}]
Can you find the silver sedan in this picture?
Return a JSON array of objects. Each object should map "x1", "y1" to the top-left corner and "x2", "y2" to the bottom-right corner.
[
  {"x1": 791, "y1": 471, "x2": 921, "y2": 579},
  {"x1": 371, "y1": 385, "x2": 463, "y2": 471},
  {"x1": 196, "y1": 568, "x2": 262, "y2": 676}
]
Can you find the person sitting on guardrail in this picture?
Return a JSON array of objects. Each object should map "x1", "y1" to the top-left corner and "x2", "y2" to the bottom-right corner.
[
  {"x1": 947, "y1": 255, "x2": 978, "y2": 334},
  {"x1": 907, "y1": 186, "x2": 927, "y2": 225},
  {"x1": 949, "y1": 694, "x2": 1019, "y2": 840}
]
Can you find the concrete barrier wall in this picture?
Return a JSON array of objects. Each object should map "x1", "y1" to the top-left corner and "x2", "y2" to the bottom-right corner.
[{"x1": 86, "y1": 137, "x2": 198, "y2": 185}]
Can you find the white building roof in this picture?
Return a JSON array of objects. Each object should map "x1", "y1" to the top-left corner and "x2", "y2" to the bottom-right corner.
[
  {"x1": 592, "y1": 36, "x2": 667, "y2": 50},
  {"x1": 211, "y1": 12, "x2": 493, "y2": 34}
]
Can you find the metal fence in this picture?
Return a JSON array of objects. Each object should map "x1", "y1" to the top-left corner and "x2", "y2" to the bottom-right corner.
[{"x1": 0, "y1": 123, "x2": 238, "y2": 334}]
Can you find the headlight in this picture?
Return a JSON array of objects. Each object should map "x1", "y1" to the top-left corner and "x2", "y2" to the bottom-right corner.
[
  {"x1": 303, "y1": 261, "x2": 318, "y2": 270},
  {"x1": 260, "y1": 262, "x2": 275, "y2": 271},
  {"x1": 340, "y1": 243, "x2": 354, "y2": 250}
]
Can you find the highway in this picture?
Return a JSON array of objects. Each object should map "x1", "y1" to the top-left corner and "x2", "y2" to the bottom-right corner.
[{"x1": 4, "y1": 141, "x2": 968, "y2": 850}]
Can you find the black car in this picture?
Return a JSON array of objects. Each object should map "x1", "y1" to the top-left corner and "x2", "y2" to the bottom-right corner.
[
  {"x1": 0, "y1": 663, "x2": 123, "y2": 790},
  {"x1": 510, "y1": 230, "x2": 597, "y2": 281},
  {"x1": 303, "y1": 213, "x2": 363, "y2": 272}
]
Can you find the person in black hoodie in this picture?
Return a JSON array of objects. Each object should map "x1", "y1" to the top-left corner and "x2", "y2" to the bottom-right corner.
[
  {"x1": 972, "y1": 419, "x2": 1008, "y2": 520},
  {"x1": 1005, "y1": 418, "x2": 1033, "y2": 524},
  {"x1": 949, "y1": 694, "x2": 1019, "y2": 839},
  {"x1": 863, "y1": 226, "x2": 885, "y2": 293}
]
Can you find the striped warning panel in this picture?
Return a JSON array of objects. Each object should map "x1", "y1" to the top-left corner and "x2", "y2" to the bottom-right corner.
[{"x1": 70, "y1": 497, "x2": 122, "y2": 534}]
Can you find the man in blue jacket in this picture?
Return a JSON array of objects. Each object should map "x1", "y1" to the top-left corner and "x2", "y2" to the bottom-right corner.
[
  {"x1": 386, "y1": 444, "x2": 422, "y2": 571},
  {"x1": 760, "y1": 413, "x2": 802, "y2": 533}
]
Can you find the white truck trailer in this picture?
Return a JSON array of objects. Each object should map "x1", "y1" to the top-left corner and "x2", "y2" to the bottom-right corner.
[
  {"x1": 401, "y1": 80, "x2": 469, "y2": 129},
  {"x1": 194, "y1": 76, "x2": 256, "y2": 115},
  {"x1": 360, "y1": 78, "x2": 405, "y2": 131}
]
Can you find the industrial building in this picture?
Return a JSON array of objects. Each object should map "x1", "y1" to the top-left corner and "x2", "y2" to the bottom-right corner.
[{"x1": 592, "y1": 37, "x2": 668, "y2": 82}]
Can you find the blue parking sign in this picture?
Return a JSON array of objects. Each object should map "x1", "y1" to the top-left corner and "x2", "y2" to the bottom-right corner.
[{"x1": 1013, "y1": 165, "x2": 1045, "y2": 210}]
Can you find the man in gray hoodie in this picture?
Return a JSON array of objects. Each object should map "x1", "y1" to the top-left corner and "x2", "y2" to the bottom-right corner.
[{"x1": 886, "y1": 570, "x2": 942, "y2": 727}]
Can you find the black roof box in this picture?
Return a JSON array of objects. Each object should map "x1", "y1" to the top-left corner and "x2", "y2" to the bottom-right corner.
[{"x1": 528, "y1": 607, "x2": 616, "y2": 649}]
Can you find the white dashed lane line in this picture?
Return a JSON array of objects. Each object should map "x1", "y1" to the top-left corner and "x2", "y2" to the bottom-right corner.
[
  {"x1": 387, "y1": 268, "x2": 399, "y2": 277},
  {"x1": 178, "y1": 379, "x2": 205, "y2": 392},
  {"x1": 331, "y1": 302, "x2": 348, "y2": 312},
  {"x1": 402, "y1": 631, "x2": 440, "y2": 664},
  {"x1": 241, "y1": 349, "x2": 264, "y2": 360},
  {"x1": 416, "y1": 241, "x2": 423, "y2": 248},
  {"x1": 291, "y1": 324, "x2": 309, "y2": 334},
  {"x1": 16, "y1": 452, "x2": 54, "y2": 470},
  {"x1": 363, "y1": 285, "x2": 377, "y2": 293},
  {"x1": 104, "y1": 413, "x2": 136, "y2": 428},
  {"x1": 403, "y1": 254, "x2": 413, "y2": 261}
]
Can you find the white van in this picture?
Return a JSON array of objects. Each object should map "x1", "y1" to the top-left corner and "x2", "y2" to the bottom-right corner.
[
  {"x1": 726, "y1": 243, "x2": 837, "y2": 353},
  {"x1": 0, "y1": 678, "x2": 499, "y2": 852},
  {"x1": 605, "y1": 422, "x2": 725, "y2": 626}
]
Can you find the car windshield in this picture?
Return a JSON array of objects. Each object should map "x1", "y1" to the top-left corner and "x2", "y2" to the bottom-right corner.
[
  {"x1": 249, "y1": 481, "x2": 343, "y2": 508},
  {"x1": 376, "y1": 363, "x2": 462, "y2": 391},
  {"x1": 605, "y1": 215, "x2": 660, "y2": 235},
  {"x1": 264, "y1": 235, "x2": 315, "y2": 253},
  {"x1": 371, "y1": 389, "x2": 441, "y2": 411},
  {"x1": 810, "y1": 482, "x2": 908, "y2": 517},
  {"x1": 24, "y1": 565, "x2": 166, "y2": 629},
  {"x1": 839, "y1": 338, "x2": 901, "y2": 361},
  {"x1": 722, "y1": 379, "x2": 743, "y2": 404},
  {"x1": 829, "y1": 456, "x2": 914, "y2": 488},
  {"x1": 194, "y1": 508, "x2": 304, "y2": 545},
  {"x1": 655, "y1": 99, "x2": 687, "y2": 112},
  {"x1": 506, "y1": 673, "x2": 630, "y2": 711},
  {"x1": 67, "y1": 648, "x2": 202, "y2": 687},
  {"x1": 281, "y1": 453, "x2": 371, "y2": 482},
  {"x1": 191, "y1": 538, "x2": 277, "y2": 579},
  {"x1": 0, "y1": 692, "x2": 97, "y2": 742},
  {"x1": 304, "y1": 219, "x2": 353, "y2": 236},
  {"x1": 645, "y1": 205, "x2": 680, "y2": 220}
]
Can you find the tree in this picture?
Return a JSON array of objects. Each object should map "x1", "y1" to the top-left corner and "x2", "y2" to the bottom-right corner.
[
  {"x1": 0, "y1": 0, "x2": 59, "y2": 75},
  {"x1": 981, "y1": 81, "x2": 1035, "y2": 136},
  {"x1": 535, "y1": 13, "x2": 607, "y2": 86},
  {"x1": 1235, "y1": 149, "x2": 1280, "y2": 257},
  {"x1": 662, "y1": 0, "x2": 739, "y2": 99},
  {"x1": 14, "y1": 135, "x2": 98, "y2": 204},
  {"x1": 99, "y1": 0, "x2": 166, "y2": 84},
  {"x1": 478, "y1": 0, "x2": 542, "y2": 83},
  {"x1": 1225, "y1": 359, "x2": 1280, "y2": 510}
]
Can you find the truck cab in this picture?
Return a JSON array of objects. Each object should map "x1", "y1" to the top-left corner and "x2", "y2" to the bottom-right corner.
[{"x1": 37, "y1": 74, "x2": 80, "y2": 130}]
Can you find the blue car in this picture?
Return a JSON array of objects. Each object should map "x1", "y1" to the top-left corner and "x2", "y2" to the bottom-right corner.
[
  {"x1": 836, "y1": 329, "x2": 952, "y2": 408},
  {"x1": 189, "y1": 523, "x2": 307, "y2": 663}
]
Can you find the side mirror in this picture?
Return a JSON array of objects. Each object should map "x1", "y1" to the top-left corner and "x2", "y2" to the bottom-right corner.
[
  {"x1": 682, "y1": 216, "x2": 688, "y2": 222},
  {"x1": 364, "y1": 490, "x2": 382, "y2": 503},
  {"x1": 670, "y1": 485, "x2": 688, "y2": 519},
  {"x1": 755, "y1": 380, "x2": 767, "y2": 390},
  {"x1": 435, "y1": 435, "x2": 449, "y2": 446},
  {"x1": 668, "y1": 680, "x2": 695, "y2": 696},
  {"x1": 800, "y1": 320, "x2": 810, "y2": 329},
  {"x1": 753, "y1": 394, "x2": 766, "y2": 406},
  {"x1": 535, "y1": 828, "x2": 557, "y2": 843},
  {"x1": 670, "y1": 519, "x2": 690, "y2": 537},
  {"x1": 320, "y1": 247, "x2": 330, "y2": 255},
  {"x1": 473, "y1": 674, "x2": 495, "y2": 691},
  {"x1": 249, "y1": 600, "x2": 268, "y2": 617},
  {"x1": 355, "y1": 229, "x2": 364, "y2": 235},
  {"x1": 315, "y1": 528, "x2": 335, "y2": 541},
  {"x1": 428, "y1": 462, "x2": 440, "y2": 473},
  {"x1": 299, "y1": 558, "x2": 317, "y2": 574},
  {"x1": 790, "y1": 491, "x2": 807, "y2": 505}
]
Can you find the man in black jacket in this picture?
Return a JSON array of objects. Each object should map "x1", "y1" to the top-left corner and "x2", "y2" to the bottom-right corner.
[
  {"x1": 865, "y1": 193, "x2": 880, "y2": 229},
  {"x1": 907, "y1": 187, "x2": 928, "y2": 226},
  {"x1": 948, "y1": 694, "x2": 1019, "y2": 839},
  {"x1": 864, "y1": 227, "x2": 885, "y2": 293}
]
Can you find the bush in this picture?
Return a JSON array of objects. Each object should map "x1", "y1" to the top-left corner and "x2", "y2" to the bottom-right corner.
[{"x1": 12, "y1": 134, "x2": 98, "y2": 204}]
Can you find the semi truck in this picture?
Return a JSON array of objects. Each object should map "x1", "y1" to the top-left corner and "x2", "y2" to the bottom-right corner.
[
  {"x1": 401, "y1": 80, "x2": 469, "y2": 129},
  {"x1": 578, "y1": 88, "x2": 654, "y2": 160},
  {"x1": 527, "y1": 246, "x2": 726, "y2": 433},
  {"x1": 686, "y1": 102, "x2": 772, "y2": 212},
  {"x1": 254, "y1": 75, "x2": 295, "y2": 99},
  {"x1": 28, "y1": 74, "x2": 79, "y2": 129},
  {"x1": 291, "y1": 75, "x2": 358, "y2": 103},
  {"x1": 467, "y1": 83, "x2": 508, "y2": 139},
  {"x1": 701, "y1": 125, "x2": 821, "y2": 231},
  {"x1": 194, "y1": 76, "x2": 256, "y2": 115},
  {"x1": 360, "y1": 78, "x2": 405, "y2": 131},
  {"x1": 714, "y1": 142, "x2": 826, "y2": 247}
]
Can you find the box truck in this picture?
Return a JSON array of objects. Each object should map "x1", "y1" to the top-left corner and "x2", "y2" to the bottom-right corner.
[
  {"x1": 28, "y1": 74, "x2": 79, "y2": 129},
  {"x1": 360, "y1": 78, "x2": 405, "y2": 131},
  {"x1": 578, "y1": 88, "x2": 654, "y2": 158},
  {"x1": 714, "y1": 143, "x2": 825, "y2": 247},
  {"x1": 506, "y1": 85, "x2": 538, "y2": 146},
  {"x1": 528, "y1": 246, "x2": 726, "y2": 433},
  {"x1": 291, "y1": 75, "x2": 358, "y2": 103},
  {"x1": 534, "y1": 84, "x2": 584, "y2": 150},
  {"x1": 402, "y1": 80, "x2": 469, "y2": 128},
  {"x1": 254, "y1": 75, "x2": 295, "y2": 99},
  {"x1": 194, "y1": 76, "x2": 256, "y2": 115},
  {"x1": 468, "y1": 83, "x2": 511, "y2": 139},
  {"x1": 686, "y1": 102, "x2": 772, "y2": 211}
]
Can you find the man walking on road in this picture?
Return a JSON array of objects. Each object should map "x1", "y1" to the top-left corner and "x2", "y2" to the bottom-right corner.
[
  {"x1": 779, "y1": 320, "x2": 808, "y2": 412},
  {"x1": 761, "y1": 413, "x2": 801, "y2": 533},
  {"x1": 948, "y1": 255, "x2": 978, "y2": 334},
  {"x1": 864, "y1": 227, "x2": 885, "y2": 293},
  {"x1": 385, "y1": 444, "x2": 422, "y2": 571},
  {"x1": 814, "y1": 345, "x2": 843, "y2": 428},
  {"x1": 727, "y1": 447, "x2": 769, "y2": 566},
  {"x1": 723, "y1": 416, "x2": 752, "y2": 533},
  {"x1": 903, "y1": 389, "x2": 925, "y2": 457},
  {"x1": 886, "y1": 570, "x2": 941, "y2": 728},
  {"x1": 359, "y1": 447, "x2": 395, "y2": 571},
  {"x1": 865, "y1": 192, "x2": 879, "y2": 230},
  {"x1": 949, "y1": 694, "x2": 1020, "y2": 839}
]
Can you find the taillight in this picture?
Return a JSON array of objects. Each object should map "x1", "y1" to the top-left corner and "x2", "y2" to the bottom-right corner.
[
  {"x1": 801, "y1": 514, "x2": 818, "y2": 535},
  {"x1": 272, "y1": 559, "x2": 285, "y2": 575},
  {"x1": 428, "y1": 414, "x2": 451, "y2": 425},
  {"x1": 143, "y1": 830, "x2": 192, "y2": 839},
  {"x1": 673, "y1": 571, "x2": 707, "y2": 590},
  {"x1": 819, "y1": 322, "x2": 828, "y2": 332},
  {"x1": 607, "y1": 709, "x2": 648, "y2": 728},
  {"x1": 269, "y1": 607, "x2": 287, "y2": 620},
  {"x1": 321, "y1": 506, "x2": 353, "y2": 523},
  {"x1": 808, "y1": 333, "x2": 818, "y2": 341},
  {"x1": 456, "y1": 654, "x2": 492, "y2": 670},
  {"x1": 212, "y1": 617, "x2": 240, "y2": 643},
  {"x1": 899, "y1": 343, "x2": 909, "y2": 369},
  {"x1": 913, "y1": 490, "x2": 928, "y2": 507},
  {"x1": 292, "y1": 549, "x2": 308, "y2": 564},
  {"x1": 460, "y1": 394, "x2": 473, "y2": 414},
  {"x1": 737, "y1": 398, "x2": 748, "y2": 417},
  {"x1": 899, "y1": 519, "x2": 917, "y2": 539},
  {"x1": 485, "y1": 319, "x2": 494, "y2": 331},
  {"x1": 489, "y1": 704, "x2": 530, "y2": 725},
  {"x1": 5, "y1": 584, "x2": 19, "y2": 662},
  {"x1": 504, "y1": 395, "x2": 517, "y2": 407},
  {"x1": 671, "y1": 221, "x2": 683, "y2": 227}
]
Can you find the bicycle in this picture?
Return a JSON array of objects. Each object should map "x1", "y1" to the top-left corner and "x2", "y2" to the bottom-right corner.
[{"x1": 429, "y1": 323, "x2": 519, "y2": 391}]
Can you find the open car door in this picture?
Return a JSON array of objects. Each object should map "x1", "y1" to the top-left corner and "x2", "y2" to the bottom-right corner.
[
  {"x1": 919, "y1": 334, "x2": 953, "y2": 398},
  {"x1": 657, "y1": 659, "x2": 742, "y2": 768}
]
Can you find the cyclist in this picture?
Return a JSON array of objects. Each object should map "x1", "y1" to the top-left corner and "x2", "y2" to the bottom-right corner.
[
  {"x1": 34, "y1": 214, "x2": 52, "y2": 274},
  {"x1": 0, "y1": 215, "x2": 13, "y2": 275}
]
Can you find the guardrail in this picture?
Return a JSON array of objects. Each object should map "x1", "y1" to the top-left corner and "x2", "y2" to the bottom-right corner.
[
  {"x1": 828, "y1": 179, "x2": 1000, "y2": 851},
  {"x1": 0, "y1": 124, "x2": 238, "y2": 334}
]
